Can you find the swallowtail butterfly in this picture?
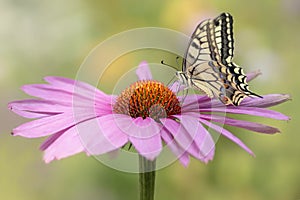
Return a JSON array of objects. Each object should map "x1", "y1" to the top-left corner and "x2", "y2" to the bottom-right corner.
[{"x1": 176, "y1": 12, "x2": 262, "y2": 106}]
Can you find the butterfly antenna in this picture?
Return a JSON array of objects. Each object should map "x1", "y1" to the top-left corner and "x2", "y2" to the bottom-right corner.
[
  {"x1": 176, "y1": 56, "x2": 181, "y2": 66},
  {"x1": 161, "y1": 60, "x2": 178, "y2": 70}
]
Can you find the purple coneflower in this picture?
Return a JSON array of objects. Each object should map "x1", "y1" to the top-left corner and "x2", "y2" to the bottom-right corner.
[{"x1": 8, "y1": 62, "x2": 290, "y2": 166}]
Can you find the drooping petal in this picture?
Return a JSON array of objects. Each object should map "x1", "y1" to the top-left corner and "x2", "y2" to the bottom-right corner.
[
  {"x1": 193, "y1": 122, "x2": 215, "y2": 163},
  {"x1": 172, "y1": 115, "x2": 215, "y2": 163},
  {"x1": 42, "y1": 126, "x2": 86, "y2": 163},
  {"x1": 42, "y1": 115, "x2": 129, "y2": 162},
  {"x1": 201, "y1": 114, "x2": 280, "y2": 134},
  {"x1": 127, "y1": 117, "x2": 162, "y2": 160},
  {"x1": 112, "y1": 116, "x2": 161, "y2": 139},
  {"x1": 177, "y1": 152, "x2": 190, "y2": 167},
  {"x1": 130, "y1": 133, "x2": 162, "y2": 161},
  {"x1": 174, "y1": 114, "x2": 213, "y2": 159},
  {"x1": 72, "y1": 115, "x2": 128, "y2": 155},
  {"x1": 40, "y1": 130, "x2": 65, "y2": 151},
  {"x1": 136, "y1": 61, "x2": 152, "y2": 80},
  {"x1": 160, "y1": 127, "x2": 190, "y2": 167},
  {"x1": 200, "y1": 119, "x2": 254, "y2": 156},
  {"x1": 161, "y1": 117, "x2": 203, "y2": 160}
]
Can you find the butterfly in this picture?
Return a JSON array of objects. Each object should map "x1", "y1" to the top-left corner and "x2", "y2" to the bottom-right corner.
[{"x1": 176, "y1": 12, "x2": 262, "y2": 106}]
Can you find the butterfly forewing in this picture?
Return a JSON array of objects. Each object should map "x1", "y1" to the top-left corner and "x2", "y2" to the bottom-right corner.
[
  {"x1": 213, "y1": 13, "x2": 234, "y2": 65},
  {"x1": 180, "y1": 12, "x2": 261, "y2": 106},
  {"x1": 183, "y1": 19, "x2": 214, "y2": 72}
]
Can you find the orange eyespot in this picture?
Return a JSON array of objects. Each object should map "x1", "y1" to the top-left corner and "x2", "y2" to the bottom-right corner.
[
  {"x1": 221, "y1": 96, "x2": 231, "y2": 105},
  {"x1": 224, "y1": 83, "x2": 230, "y2": 89}
]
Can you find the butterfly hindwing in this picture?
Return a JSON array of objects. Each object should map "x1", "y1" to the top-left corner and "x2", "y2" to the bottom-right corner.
[
  {"x1": 188, "y1": 60, "x2": 245, "y2": 106},
  {"x1": 207, "y1": 60, "x2": 249, "y2": 105}
]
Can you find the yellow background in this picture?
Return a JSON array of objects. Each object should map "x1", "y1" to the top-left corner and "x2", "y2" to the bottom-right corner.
[{"x1": 1, "y1": 0, "x2": 299, "y2": 199}]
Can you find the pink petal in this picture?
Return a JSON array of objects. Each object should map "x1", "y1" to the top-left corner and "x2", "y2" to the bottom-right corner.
[
  {"x1": 44, "y1": 76, "x2": 105, "y2": 95},
  {"x1": 12, "y1": 112, "x2": 96, "y2": 138},
  {"x1": 246, "y1": 70, "x2": 262, "y2": 82},
  {"x1": 42, "y1": 114, "x2": 130, "y2": 162},
  {"x1": 180, "y1": 95, "x2": 221, "y2": 112},
  {"x1": 125, "y1": 117, "x2": 162, "y2": 160},
  {"x1": 173, "y1": 114, "x2": 215, "y2": 161},
  {"x1": 8, "y1": 99, "x2": 67, "y2": 111},
  {"x1": 177, "y1": 152, "x2": 190, "y2": 167},
  {"x1": 21, "y1": 84, "x2": 78, "y2": 103},
  {"x1": 21, "y1": 84, "x2": 94, "y2": 109},
  {"x1": 200, "y1": 119, "x2": 254, "y2": 156},
  {"x1": 181, "y1": 94, "x2": 290, "y2": 115},
  {"x1": 40, "y1": 130, "x2": 64, "y2": 151},
  {"x1": 21, "y1": 83, "x2": 112, "y2": 108},
  {"x1": 161, "y1": 117, "x2": 202, "y2": 159},
  {"x1": 8, "y1": 109, "x2": 52, "y2": 119},
  {"x1": 129, "y1": 133, "x2": 162, "y2": 161},
  {"x1": 43, "y1": 126, "x2": 86, "y2": 163},
  {"x1": 201, "y1": 114, "x2": 280, "y2": 134},
  {"x1": 161, "y1": 127, "x2": 190, "y2": 167},
  {"x1": 200, "y1": 107, "x2": 289, "y2": 120},
  {"x1": 168, "y1": 81, "x2": 186, "y2": 93},
  {"x1": 240, "y1": 94, "x2": 291, "y2": 108},
  {"x1": 194, "y1": 122, "x2": 215, "y2": 163},
  {"x1": 44, "y1": 76, "x2": 112, "y2": 105},
  {"x1": 136, "y1": 61, "x2": 152, "y2": 80},
  {"x1": 8, "y1": 99, "x2": 66, "y2": 118},
  {"x1": 165, "y1": 114, "x2": 215, "y2": 163},
  {"x1": 72, "y1": 116, "x2": 128, "y2": 155},
  {"x1": 112, "y1": 116, "x2": 161, "y2": 139},
  {"x1": 44, "y1": 76, "x2": 85, "y2": 89},
  {"x1": 160, "y1": 114, "x2": 217, "y2": 163}
]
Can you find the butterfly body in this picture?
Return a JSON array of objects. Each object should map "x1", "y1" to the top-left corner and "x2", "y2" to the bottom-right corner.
[{"x1": 177, "y1": 12, "x2": 262, "y2": 106}]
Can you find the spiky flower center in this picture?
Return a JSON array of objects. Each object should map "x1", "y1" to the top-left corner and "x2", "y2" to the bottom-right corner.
[{"x1": 113, "y1": 80, "x2": 181, "y2": 120}]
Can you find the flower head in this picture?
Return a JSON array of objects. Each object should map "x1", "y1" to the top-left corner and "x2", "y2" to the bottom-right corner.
[
  {"x1": 113, "y1": 80, "x2": 181, "y2": 120},
  {"x1": 8, "y1": 62, "x2": 290, "y2": 166}
]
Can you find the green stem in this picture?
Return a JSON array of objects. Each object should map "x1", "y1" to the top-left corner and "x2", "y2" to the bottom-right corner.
[{"x1": 139, "y1": 155, "x2": 156, "y2": 200}]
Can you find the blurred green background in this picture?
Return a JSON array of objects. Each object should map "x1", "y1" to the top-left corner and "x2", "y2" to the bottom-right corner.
[{"x1": 1, "y1": 0, "x2": 299, "y2": 199}]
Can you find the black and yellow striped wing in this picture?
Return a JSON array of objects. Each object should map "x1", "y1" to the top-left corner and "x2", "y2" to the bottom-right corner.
[
  {"x1": 182, "y1": 12, "x2": 261, "y2": 106},
  {"x1": 183, "y1": 13, "x2": 234, "y2": 71}
]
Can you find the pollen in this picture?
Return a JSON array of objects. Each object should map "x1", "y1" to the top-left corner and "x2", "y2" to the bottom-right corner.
[{"x1": 113, "y1": 80, "x2": 181, "y2": 120}]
